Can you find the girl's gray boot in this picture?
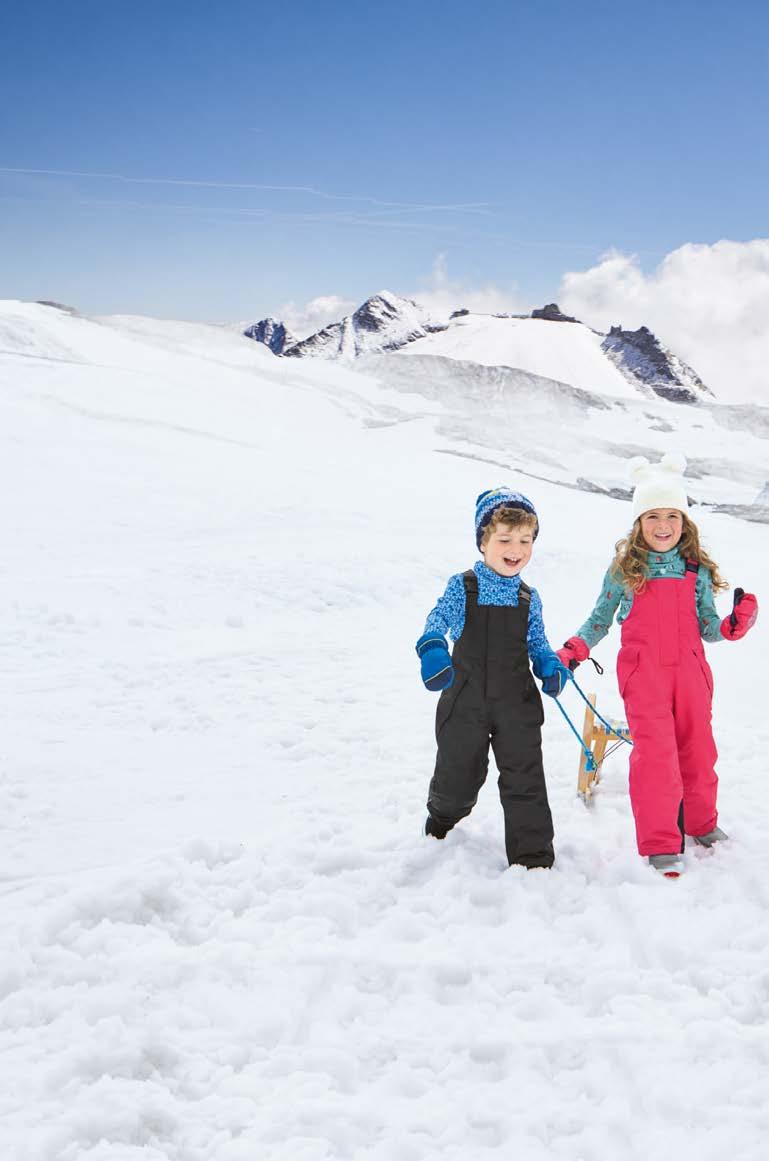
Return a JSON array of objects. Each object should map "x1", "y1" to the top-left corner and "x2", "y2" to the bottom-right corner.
[{"x1": 693, "y1": 826, "x2": 728, "y2": 848}]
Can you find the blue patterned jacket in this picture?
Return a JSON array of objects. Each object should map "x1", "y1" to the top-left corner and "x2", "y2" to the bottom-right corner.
[{"x1": 423, "y1": 561, "x2": 558, "y2": 676}]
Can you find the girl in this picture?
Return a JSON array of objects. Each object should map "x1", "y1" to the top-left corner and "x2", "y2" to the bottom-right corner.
[{"x1": 557, "y1": 453, "x2": 758, "y2": 878}]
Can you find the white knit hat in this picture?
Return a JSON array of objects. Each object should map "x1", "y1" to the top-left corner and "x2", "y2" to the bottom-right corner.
[{"x1": 628, "y1": 452, "x2": 689, "y2": 520}]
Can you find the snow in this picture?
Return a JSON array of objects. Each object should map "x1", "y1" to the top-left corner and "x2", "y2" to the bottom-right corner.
[
  {"x1": 1, "y1": 299, "x2": 768, "y2": 1160},
  {"x1": 397, "y1": 314, "x2": 645, "y2": 399}
]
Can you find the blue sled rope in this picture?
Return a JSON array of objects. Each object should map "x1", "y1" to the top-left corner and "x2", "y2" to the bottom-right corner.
[{"x1": 554, "y1": 674, "x2": 633, "y2": 772}]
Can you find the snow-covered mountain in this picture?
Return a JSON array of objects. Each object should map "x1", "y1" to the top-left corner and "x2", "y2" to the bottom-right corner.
[
  {"x1": 1, "y1": 296, "x2": 768, "y2": 1159},
  {"x1": 277, "y1": 289, "x2": 446, "y2": 360},
  {"x1": 602, "y1": 323, "x2": 711, "y2": 402},
  {"x1": 242, "y1": 316, "x2": 297, "y2": 355},
  {"x1": 2, "y1": 298, "x2": 763, "y2": 515},
  {"x1": 244, "y1": 292, "x2": 712, "y2": 403}
]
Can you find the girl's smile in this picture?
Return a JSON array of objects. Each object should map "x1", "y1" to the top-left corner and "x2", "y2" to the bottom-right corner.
[{"x1": 639, "y1": 508, "x2": 684, "y2": 552}]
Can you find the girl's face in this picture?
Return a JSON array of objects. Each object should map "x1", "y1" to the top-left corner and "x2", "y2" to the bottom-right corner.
[{"x1": 639, "y1": 509, "x2": 684, "y2": 552}]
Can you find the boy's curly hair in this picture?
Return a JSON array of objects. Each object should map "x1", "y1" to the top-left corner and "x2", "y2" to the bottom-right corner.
[
  {"x1": 481, "y1": 506, "x2": 538, "y2": 547},
  {"x1": 611, "y1": 512, "x2": 728, "y2": 593}
]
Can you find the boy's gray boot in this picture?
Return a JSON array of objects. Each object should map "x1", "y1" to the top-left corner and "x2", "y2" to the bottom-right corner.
[
  {"x1": 693, "y1": 826, "x2": 729, "y2": 848},
  {"x1": 649, "y1": 854, "x2": 685, "y2": 877}
]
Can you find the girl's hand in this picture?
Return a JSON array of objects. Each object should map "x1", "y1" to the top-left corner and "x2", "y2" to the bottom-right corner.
[
  {"x1": 556, "y1": 636, "x2": 591, "y2": 670},
  {"x1": 720, "y1": 590, "x2": 758, "y2": 640}
]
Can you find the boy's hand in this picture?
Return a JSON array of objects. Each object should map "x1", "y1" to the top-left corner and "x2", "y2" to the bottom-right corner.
[
  {"x1": 556, "y1": 636, "x2": 590, "y2": 671},
  {"x1": 533, "y1": 652, "x2": 571, "y2": 698},
  {"x1": 720, "y1": 589, "x2": 758, "y2": 640},
  {"x1": 540, "y1": 662, "x2": 571, "y2": 698},
  {"x1": 416, "y1": 633, "x2": 454, "y2": 692}
]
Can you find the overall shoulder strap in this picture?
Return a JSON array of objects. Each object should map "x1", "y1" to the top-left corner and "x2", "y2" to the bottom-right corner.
[
  {"x1": 684, "y1": 558, "x2": 699, "y2": 595},
  {"x1": 518, "y1": 579, "x2": 532, "y2": 603},
  {"x1": 462, "y1": 568, "x2": 479, "y2": 612}
]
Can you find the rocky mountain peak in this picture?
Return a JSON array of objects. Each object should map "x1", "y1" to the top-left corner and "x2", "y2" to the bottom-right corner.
[
  {"x1": 351, "y1": 291, "x2": 409, "y2": 332},
  {"x1": 243, "y1": 290, "x2": 446, "y2": 362},
  {"x1": 242, "y1": 317, "x2": 296, "y2": 356},
  {"x1": 530, "y1": 303, "x2": 578, "y2": 323},
  {"x1": 602, "y1": 324, "x2": 711, "y2": 403}
]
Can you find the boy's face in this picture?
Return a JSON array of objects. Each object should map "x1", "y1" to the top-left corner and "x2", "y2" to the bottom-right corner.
[
  {"x1": 481, "y1": 522, "x2": 534, "y2": 577},
  {"x1": 639, "y1": 508, "x2": 684, "y2": 552}
]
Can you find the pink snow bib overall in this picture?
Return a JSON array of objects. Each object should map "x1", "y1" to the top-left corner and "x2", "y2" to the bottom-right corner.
[{"x1": 616, "y1": 562, "x2": 718, "y2": 855}]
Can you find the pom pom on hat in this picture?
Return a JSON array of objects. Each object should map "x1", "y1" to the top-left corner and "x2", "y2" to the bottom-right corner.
[
  {"x1": 627, "y1": 455, "x2": 650, "y2": 483},
  {"x1": 659, "y1": 451, "x2": 687, "y2": 475},
  {"x1": 475, "y1": 487, "x2": 539, "y2": 548},
  {"x1": 629, "y1": 451, "x2": 689, "y2": 520}
]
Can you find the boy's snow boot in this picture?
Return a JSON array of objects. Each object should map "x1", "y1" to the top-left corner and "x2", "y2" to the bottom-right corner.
[
  {"x1": 693, "y1": 826, "x2": 729, "y2": 848},
  {"x1": 649, "y1": 854, "x2": 685, "y2": 878},
  {"x1": 424, "y1": 816, "x2": 449, "y2": 840}
]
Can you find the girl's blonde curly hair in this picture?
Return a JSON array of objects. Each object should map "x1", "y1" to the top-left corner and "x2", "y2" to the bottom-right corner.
[{"x1": 611, "y1": 512, "x2": 728, "y2": 594}]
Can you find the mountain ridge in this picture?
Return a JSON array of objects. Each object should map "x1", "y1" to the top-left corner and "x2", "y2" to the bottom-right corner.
[{"x1": 243, "y1": 291, "x2": 712, "y2": 404}]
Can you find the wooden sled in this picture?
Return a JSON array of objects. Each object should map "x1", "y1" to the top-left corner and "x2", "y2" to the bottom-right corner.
[{"x1": 577, "y1": 693, "x2": 632, "y2": 801}]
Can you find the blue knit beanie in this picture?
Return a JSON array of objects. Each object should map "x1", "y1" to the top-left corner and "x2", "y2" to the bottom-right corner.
[{"x1": 475, "y1": 488, "x2": 539, "y2": 548}]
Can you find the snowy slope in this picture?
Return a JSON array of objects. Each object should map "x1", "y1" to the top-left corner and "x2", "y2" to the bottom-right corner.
[
  {"x1": 398, "y1": 312, "x2": 643, "y2": 398},
  {"x1": 360, "y1": 351, "x2": 769, "y2": 512},
  {"x1": 1, "y1": 300, "x2": 768, "y2": 1161},
  {"x1": 0, "y1": 300, "x2": 278, "y2": 371}
]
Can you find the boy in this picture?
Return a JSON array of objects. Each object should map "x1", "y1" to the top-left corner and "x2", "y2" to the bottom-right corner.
[{"x1": 416, "y1": 488, "x2": 569, "y2": 869}]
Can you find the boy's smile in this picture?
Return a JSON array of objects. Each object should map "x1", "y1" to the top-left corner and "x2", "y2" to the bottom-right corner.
[
  {"x1": 640, "y1": 508, "x2": 684, "y2": 552},
  {"x1": 481, "y1": 524, "x2": 534, "y2": 576}
]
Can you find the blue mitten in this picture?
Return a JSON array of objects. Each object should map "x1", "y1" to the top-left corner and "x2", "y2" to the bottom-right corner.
[
  {"x1": 416, "y1": 633, "x2": 454, "y2": 692},
  {"x1": 532, "y1": 651, "x2": 571, "y2": 698}
]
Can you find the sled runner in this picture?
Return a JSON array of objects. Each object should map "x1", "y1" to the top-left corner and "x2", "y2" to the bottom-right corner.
[{"x1": 576, "y1": 693, "x2": 632, "y2": 801}]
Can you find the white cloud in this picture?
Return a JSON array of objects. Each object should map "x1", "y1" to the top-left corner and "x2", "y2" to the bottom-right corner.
[
  {"x1": 411, "y1": 254, "x2": 527, "y2": 320},
  {"x1": 278, "y1": 294, "x2": 356, "y2": 339},
  {"x1": 558, "y1": 240, "x2": 769, "y2": 403},
  {"x1": 277, "y1": 259, "x2": 527, "y2": 340}
]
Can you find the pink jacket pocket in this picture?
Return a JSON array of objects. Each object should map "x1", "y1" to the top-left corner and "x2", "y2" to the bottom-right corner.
[
  {"x1": 616, "y1": 646, "x2": 640, "y2": 699},
  {"x1": 692, "y1": 649, "x2": 714, "y2": 696}
]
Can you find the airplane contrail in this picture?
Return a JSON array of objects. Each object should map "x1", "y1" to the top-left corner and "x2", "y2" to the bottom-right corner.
[{"x1": 0, "y1": 165, "x2": 493, "y2": 214}]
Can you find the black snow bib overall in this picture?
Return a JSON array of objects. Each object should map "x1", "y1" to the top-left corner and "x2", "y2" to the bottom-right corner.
[{"x1": 427, "y1": 569, "x2": 554, "y2": 868}]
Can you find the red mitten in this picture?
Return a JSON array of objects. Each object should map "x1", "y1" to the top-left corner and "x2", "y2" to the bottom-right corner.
[
  {"x1": 556, "y1": 636, "x2": 591, "y2": 670},
  {"x1": 720, "y1": 590, "x2": 758, "y2": 640}
]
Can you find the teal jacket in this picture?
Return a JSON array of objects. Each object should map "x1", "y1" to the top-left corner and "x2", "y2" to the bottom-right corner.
[{"x1": 576, "y1": 547, "x2": 723, "y2": 649}]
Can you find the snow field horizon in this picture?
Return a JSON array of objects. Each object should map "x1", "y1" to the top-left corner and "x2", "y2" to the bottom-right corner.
[{"x1": 1, "y1": 304, "x2": 768, "y2": 1160}]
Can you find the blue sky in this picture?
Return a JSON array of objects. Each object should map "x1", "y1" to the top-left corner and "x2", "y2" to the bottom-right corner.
[{"x1": 1, "y1": 0, "x2": 767, "y2": 322}]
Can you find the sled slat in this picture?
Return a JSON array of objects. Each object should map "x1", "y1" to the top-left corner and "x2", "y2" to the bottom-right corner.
[{"x1": 576, "y1": 694, "x2": 631, "y2": 800}]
